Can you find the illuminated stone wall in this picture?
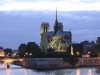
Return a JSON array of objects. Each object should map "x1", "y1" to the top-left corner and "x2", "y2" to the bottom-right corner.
[{"x1": 47, "y1": 35, "x2": 70, "y2": 52}]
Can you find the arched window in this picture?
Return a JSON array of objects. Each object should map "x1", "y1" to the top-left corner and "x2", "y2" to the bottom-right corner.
[
  {"x1": 44, "y1": 26, "x2": 45, "y2": 32},
  {"x1": 46, "y1": 26, "x2": 47, "y2": 32}
]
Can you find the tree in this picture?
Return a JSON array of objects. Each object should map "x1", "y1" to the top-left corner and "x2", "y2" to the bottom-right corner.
[
  {"x1": 63, "y1": 56, "x2": 79, "y2": 67},
  {"x1": 67, "y1": 44, "x2": 83, "y2": 55},
  {"x1": 47, "y1": 47, "x2": 54, "y2": 52},
  {"x1": 95, "y1": 44, "x2": 100, "y2": 56},
  {"x1": 68, "y1": 57, "x2": 79, "y2": 66},
  {"x1": 18, "y1": 43, "x2": 26, "y2": 53},
  {"x1": 25, "y1": 42, "x2": 41, "y2": 56},
  {"x1": 73, "y1": 44, "x2": 83, "y2": 55},
  {"x1": 4, "y1": 48, "x2": 13, "y2": 57}
]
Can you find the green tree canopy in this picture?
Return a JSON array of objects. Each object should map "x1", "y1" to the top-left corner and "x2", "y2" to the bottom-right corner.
[
  {"x1": 25, "y1": 42, "x2": 41, "y2": 55},
  {"x1": 47, "y1": 47, "x2": 54, "y2": 52},
  {"x1": 67, "y1": 43, "x2": 83, "y2": 55},
  {"x1": 18, "y1": 43, "x2": 26, "y2": 53},
  {"x1": 63, "y1": 57, "x2": 79, "y2": 66},
  {"x1": 4, "y1": 48, "x2": 13, "y2": 57},
  {"x1": 95, "y1": 44, "x2": 100, "y2": 55}
]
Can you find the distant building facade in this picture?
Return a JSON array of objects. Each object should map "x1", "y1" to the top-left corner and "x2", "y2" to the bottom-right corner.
[
  {"x1": 81, "y1": 41, "x2": 95, "y2": 52},
  {"x1": 0, "y1": 47, "x2": 5, "y2": 57},
  {"x1": 40, "y1": 9, "x2": 72, "y2": 52},
  {"x1": 96, "y1": 37, "x2": 100, "y2": 44},
  {"x1": 12, "y1": 50, "x2": 18, "y2": 57}
]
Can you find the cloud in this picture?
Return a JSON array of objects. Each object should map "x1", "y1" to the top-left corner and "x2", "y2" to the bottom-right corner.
[
  {"x1": 0, "y1": 27, "x2": 17, "y2": 32},
  {"x1": 0, "y1": 0, "x2": 100, "y2": 11}
]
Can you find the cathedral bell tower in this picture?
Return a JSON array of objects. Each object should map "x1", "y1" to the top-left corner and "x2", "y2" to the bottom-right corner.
[
  {"x1": 40, "y1": 22, "x2": 50, "y2": 40},
  {"x1": 54, "y1": 8, "x2": 59, "y2": 36},
  {"x1": 40, "y1": 22, "x2": 50, "y2": 50},
  {"x1": 40, "y1": 22, "x2": 50, "y2": 34}
]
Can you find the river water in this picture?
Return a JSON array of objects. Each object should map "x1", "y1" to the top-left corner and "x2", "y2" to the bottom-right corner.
[{"x1": 0, "y1": 63, "x2": 100, "y2": 75}]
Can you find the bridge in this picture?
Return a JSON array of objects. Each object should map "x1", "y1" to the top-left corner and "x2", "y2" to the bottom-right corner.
[
  {"x1": 0, "y1": 58, "x2": 23, "y2": 63},
  {"x1": 0, "y1": 58, "x2": 23, "y2": 68}
]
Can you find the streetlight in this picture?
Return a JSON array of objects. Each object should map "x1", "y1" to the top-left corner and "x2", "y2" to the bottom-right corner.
[
  {"x1": 76, "y1": 52, "x2": 79, "y2": 55},
  {"x1": 25, "y1": 53, "x2": 28, "y2": 58},
  {"x1": 29, "y1": 53, "x2": 32, "y2": 58},
  {"x1": 25, "y1": 52, "x2": 28, "y2": 55}
]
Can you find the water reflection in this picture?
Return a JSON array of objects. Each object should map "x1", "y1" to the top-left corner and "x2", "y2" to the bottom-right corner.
[
  {"x1": 0, "y1": 63, "x2": 5, "y2": 67},
  {"x1": 76, "y1": 69, "x2": 80, "y2": 75},
  {"x1": 24, "y1": 70, "x2": 28, "y2": 75},
  {"x1": 0, "y1": 64, "x2": 100, "y2": 75},
  {"x1": 96, "y1": 66, "x2": 100, "y2": 73},
  {"x1": 36, "y1": 69, "x2": 75, "y2": 75},
  {"x1": 6, "y1": 68, "x2": 11, "y2": 75},
  {"x1": 88, "y1": 69, "x2": 92, "y2": 75}
]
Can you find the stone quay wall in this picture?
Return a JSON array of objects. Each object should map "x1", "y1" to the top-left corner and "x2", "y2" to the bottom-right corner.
[
  {"x1": 77, "y1": 58, "x2": 100, "y2": 66},
  {"x1": 22, "y1": 58, "x2": 100, "y2": 69}
]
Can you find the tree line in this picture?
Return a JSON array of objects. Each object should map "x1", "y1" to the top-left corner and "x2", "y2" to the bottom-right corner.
[
  {"x1": 3, "y1": 42, "x2": 100, "y2": 58},
  {"x1": 17, "y1": 42, "x2": 41, "y2": 57},
  {"x1": 2, "y1": 42, "x2": 41, "y2": 58}
]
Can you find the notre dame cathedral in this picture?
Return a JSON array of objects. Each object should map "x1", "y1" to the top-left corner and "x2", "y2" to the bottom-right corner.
[{"x1": 40, "y1": 9, "x2": 72, "y2": 52}]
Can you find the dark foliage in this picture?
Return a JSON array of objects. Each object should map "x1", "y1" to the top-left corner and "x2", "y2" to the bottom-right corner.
[
  {"x1": 95, "y1": 44, "x2": 100, "y2": 55},
  {"x1": 16, "y1": 53, "x2": 24, "y2": 58},
  {"x1": 67, "y1": 44, "x2": 84, "y2": 55},
  {"x1": 47, "y1": 47, "x2": 54, "y2": 52},
  {"x1": 90, "y1": 52, "x2": 98, "y2": 57},
  {"x1": 4, "y1": 48, "x2": 13, "y2": 57},
  {"x1": 18, "y1": 43, "x2": 26, "y2": 53},
  {"x1": 17, "y1": 42, "x2": 41, "y2": 58},
  {"x1": 25, "y1": 42, "x2": 41, "y2": 54},
  {"x1": 63, "y1": 56, "x2": 79, "y2": 66},
  {"x1": 37, "y1": 52, "x2": 71, "y2": 58}
]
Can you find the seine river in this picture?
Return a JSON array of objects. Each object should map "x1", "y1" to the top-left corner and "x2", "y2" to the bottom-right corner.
[{"x1": 0, "y1": 63, "x2": 100, "y2": 75}]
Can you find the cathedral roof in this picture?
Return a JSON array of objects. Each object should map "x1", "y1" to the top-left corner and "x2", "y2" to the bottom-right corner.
[
  {"x1": 54, "y1": 29, "x2": 65, "y2": 37},
  {"x1": 43, "y1": 32, "x2": 53, "y2": 37},
  {"x1": 43, "y1": 31, "x2": 71, "y2": 37},
  {"x1": 63, "y1": 31, "x2": 71, "y2": 36}
]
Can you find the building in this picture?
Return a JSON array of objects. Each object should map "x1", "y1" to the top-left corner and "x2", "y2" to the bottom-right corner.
[
  {"x1": 81, "y1": 41, "x2": 95, "y2": 52},
  {"x1": 12, "y1": 50, "x2": 18, "y2": 57},
  {"x1": 40, "y1": 9, "x2": 72, "y2": 52},
  {"x1": 96, "y1": 37, "x2": 100, "y2": 44},
  {"x1": 0, "y1": 47, "x2": 5, "y2": 57}
]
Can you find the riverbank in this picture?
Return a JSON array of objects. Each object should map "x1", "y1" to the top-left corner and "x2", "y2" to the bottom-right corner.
[{"x1": 22, "y1": 58, "x2": 100, "y2": 70}]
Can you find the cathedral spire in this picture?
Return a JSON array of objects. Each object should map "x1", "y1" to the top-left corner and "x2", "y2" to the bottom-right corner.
[
  {"x1": 54, "y1": 7, "x2": 59, "y2": 35},
  {"x1": 55, "y1": 7, "x2": 58, "y2": 23}
]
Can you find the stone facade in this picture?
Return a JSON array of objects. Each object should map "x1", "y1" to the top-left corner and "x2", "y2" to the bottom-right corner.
[
  {"x1": 22, "y1": 58, "x2": 100, "y2": 69},
  {"x1": 96, "y1": 37, "x2": 100, "y2": 44},
  {"x1": 23, "y1": 58, "x2": 63, "y2": 69},
  {"x1": 40, "y1": 10, "x2": 72, "y2": 52},
  {"x1": 0, "y1": 47, "x2": 5, "y2": 57},
  {"x1": 81, "y1": 41, "x2": 95, "y2": 52}
]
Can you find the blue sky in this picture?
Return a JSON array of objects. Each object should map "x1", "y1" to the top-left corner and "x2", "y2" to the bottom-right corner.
[{"x1": 0, "y1": 0, "x2": 100, "y2": 49}]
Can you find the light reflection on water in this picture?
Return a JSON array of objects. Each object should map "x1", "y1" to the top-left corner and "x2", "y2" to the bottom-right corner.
[
  {"x1": 76, "y1": 69, "x2": 80, "y2": 75},
  {"x1": 88, "y1": 69, "x2": 92, "y2": 75},
  {"x1": 6, "y1": 68, "x2": 11, "y2": 75},
  {"x1": 0, "y1": 63, "x2": 100, "y2": 75}
]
